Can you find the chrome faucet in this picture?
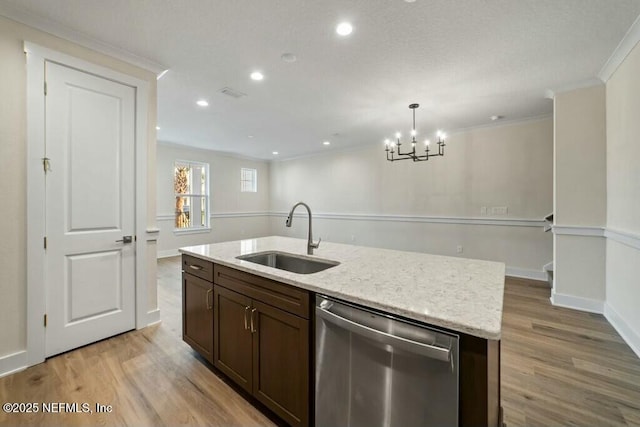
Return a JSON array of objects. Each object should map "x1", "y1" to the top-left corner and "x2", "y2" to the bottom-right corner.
[{"x1": 286, "y1": 202, "x2": 321, "y2": 255}]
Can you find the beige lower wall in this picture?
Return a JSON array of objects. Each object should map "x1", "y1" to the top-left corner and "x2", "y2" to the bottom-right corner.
[
  {"x1": 605, "y1": 239, "x2": 640, "y2": 355},
  {"x1": 553, "y1": 234, "x2": 606, "y2": 303},
  {"x1": 271, "y1": 216, "x2": 551, "y2": 277},
  {"x1": 0, "y1": 16, "x2": 157, "y2": 360},
  {"x1": 157, "y1": 216, "x2": 272, "y2": 257}
]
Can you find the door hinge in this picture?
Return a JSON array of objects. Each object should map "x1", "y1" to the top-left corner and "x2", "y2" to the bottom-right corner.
[
  {"x1": 44, "y1": 314, "x2": 47, "y2": 327},
  {"x1": 42, "y1": 157, "x2": 51, "y2": 174},
  {"x1": 44, "y1": 81, "x2": 47, "y2": 96},
  {"x1": 44, "y1": 236, "x2": 47, "y2": 249}
]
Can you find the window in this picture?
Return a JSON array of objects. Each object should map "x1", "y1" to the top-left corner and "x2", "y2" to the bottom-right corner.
[
  {"x1": 174, "y1": 161, "x2": 209, "y2": 231},
  {"x1": 241, "y1": 168, "x2": 257, "y2": 192}
]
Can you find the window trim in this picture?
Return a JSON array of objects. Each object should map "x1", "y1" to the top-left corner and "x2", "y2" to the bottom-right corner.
[
  {"x1": 240, "y1": 167, "x2": 258, "y2": 193},
  {"x1": 173, "y1": 159, "x2": 210, "y2": 232}
]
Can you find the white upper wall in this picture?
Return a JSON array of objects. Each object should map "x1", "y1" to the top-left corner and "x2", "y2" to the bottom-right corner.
[
  {"x1": 271, "y1": 117, "x2": 553, "y2": 219},
  {"x1": 155, "y1": 143, "x2": 271, "y2": 255},
  {"x1": 606, "y1": 42, "x2": 640, "y2": 234},
  {"x1": 553, "y1": 84, "x2": 607, "y2": 226},
  {"x1": 157, "y1": 143, "x2": 270, "y2": 215}
]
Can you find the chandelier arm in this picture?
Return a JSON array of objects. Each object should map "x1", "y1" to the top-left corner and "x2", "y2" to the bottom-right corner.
[{"x1": 391, "y1": 154, "x2": 415, "y2": 161}]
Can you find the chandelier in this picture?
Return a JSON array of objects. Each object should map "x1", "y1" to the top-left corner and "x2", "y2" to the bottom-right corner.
[{"x1": 384, "y1": 103, "x2": 446, "y2": 162}]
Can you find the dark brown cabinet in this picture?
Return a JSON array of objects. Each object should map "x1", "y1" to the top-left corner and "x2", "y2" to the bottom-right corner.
[
  {"x1": 182, "y1": 271, "x2": 214, "y2": 363},
  {"x1": 213, "y1": 285, "x2": 253, "y2": 392},
  {"x1": 213, "y1": 264, "x2": 311, "y2": 427},
  {"x1": 252, "y1": 300, "x2": 309, "y2": 426}
]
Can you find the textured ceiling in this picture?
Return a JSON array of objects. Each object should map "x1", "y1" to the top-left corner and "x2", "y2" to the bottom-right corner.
[{"x1": 3, "y1": 0, "x2": 640, "y2": 159}]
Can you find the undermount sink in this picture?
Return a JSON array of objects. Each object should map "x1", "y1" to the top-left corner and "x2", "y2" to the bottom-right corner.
[{"x1": 236, "y1": 251, "x2": 340, "y2": 274}]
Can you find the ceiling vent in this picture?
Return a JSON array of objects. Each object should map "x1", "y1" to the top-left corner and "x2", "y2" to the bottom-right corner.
[{"x1": 219, "y1": 87, "x2": 247, "y2": 98}]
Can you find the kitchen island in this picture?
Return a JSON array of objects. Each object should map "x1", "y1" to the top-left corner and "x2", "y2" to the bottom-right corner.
[{"x1": 180, "y1": 236, "x2": 505, "y2": 427}]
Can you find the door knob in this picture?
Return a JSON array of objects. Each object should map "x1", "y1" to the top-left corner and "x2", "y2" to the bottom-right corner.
[{"x1": 116, "y1": 236, "x2": 133, "y2": 243}]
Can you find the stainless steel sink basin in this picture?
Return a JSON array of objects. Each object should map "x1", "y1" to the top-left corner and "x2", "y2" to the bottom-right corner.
[{"x1": 236, "y1": 251, "x2": 339, "y2": 274}]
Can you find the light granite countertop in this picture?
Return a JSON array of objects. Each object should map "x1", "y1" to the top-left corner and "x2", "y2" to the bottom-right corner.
[{"x1": 180, "y1": 236, "x2": 505, "y2": 340}]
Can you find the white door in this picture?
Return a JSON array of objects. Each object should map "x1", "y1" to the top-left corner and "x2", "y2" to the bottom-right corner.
[{"x1": 44, "y1": 61, "x2": 136, "y2": 357}]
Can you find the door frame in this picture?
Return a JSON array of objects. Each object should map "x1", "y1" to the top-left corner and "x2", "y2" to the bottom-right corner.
[{"x1": 25, "y1": 42, "x2": 155, "y2": 367}]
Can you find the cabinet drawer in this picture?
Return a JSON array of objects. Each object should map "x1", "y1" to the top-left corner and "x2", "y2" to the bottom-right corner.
[
  {"x1": 214, "y1": 265, "x2": 310, "y2": 319},
  {"x1": 182, "y1": 255, "x2": 214, "y2": 282}
]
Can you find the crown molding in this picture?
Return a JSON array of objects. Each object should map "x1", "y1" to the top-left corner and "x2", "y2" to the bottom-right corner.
[
  {"x1": 544, "y1": 78, "x2": 604, "y2": 100},
  {"x1": 0, "y1": 3, "x2": 166, "y2": 75},
  {"x1": 448, "y1": 114, "x2": 553, "y2": 136},
  {"x1": 599, "y1": 14, "x2": 640, "y2": 82}
]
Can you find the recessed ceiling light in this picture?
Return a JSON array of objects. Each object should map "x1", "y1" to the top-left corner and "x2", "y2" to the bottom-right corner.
[
  {"x1": 248, "y1": 135, "x2": 254, "y2": 138},
  {"x1": 250, "y1": 71, "x2": 264, "y2": 81},
  {"x1": 272, "y1": 151, "x2": 279, "y2": 155},
  {"x1": 156, "y1": 126, "x2": 160, "y2": 130},
  {"x1": 281, "y1": 53, "x2": 297, "y2": 63},
  {"x1": 404, "y1": 0, "x2": 417, "y2": 3},
  {"x1": 196, "y1": 99, "x2": 209, "y2": 107},
  {"x1": 490, "y1": 115, "x2": 504, "y2": 121},
  {"x1": 323, "y1": 141, "x2": 330, "y2": 146},
  {"x1": 336, "y1": 22, "x2": 353, "y2": 36}
]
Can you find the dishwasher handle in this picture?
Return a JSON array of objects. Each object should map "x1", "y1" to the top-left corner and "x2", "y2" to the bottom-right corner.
[{"x1": 316, "y1": 306, "x2": 451, "y2": 362}]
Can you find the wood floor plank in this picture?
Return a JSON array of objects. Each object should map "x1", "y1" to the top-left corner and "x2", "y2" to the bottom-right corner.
[{"x1": 1, "y1": 257, "x2": 639, "y2": 426}]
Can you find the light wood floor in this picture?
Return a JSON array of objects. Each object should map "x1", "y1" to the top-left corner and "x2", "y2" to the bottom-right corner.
[{"x1": 1, "y1": 257, "x2": 639, "y2": 426}]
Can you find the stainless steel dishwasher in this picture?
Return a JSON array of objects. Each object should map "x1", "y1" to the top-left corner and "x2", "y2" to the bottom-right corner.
[{"x1": 315, "y1": 295, "x2": 459, "y2": 427}]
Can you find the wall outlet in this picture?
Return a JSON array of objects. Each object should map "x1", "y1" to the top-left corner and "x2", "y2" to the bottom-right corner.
[
  {"x1": 480, "y1": 206, "x2": 487, "y2": 215},
  {"x1": 491, "y1": 206, "x2": 508, "y2": 215},
  {"x1": 350, "y1": 235, "x2": 356, "y2": 242},
  {"x1": 456, "y1": 245, "x2": 463, "y2": 254}
]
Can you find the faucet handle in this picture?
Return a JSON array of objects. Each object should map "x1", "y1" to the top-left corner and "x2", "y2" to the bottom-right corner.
[{"x1": 311, "y1": 237, "x2": 321, "y2": 249}]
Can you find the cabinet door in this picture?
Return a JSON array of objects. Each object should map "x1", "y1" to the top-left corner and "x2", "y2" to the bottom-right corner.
[
  {"x1": 214, "y1": 285, "x2": 253, "y2": 393},
  {"x1": 182, "y1": 273, "x2": 213, "y2": 363},
  {"x1": 252, "y1": 300, "x2": 309, "y2": 427}
]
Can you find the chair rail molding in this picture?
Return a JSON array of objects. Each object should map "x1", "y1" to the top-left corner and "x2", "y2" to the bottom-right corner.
[
  {"x1": 552, "y1": 225, "x2": 605, "y2": 236},
  {"x1": 271, "y1": 211, "x2": 546, "y2": 228},
  {"x1": 605, "y1": 228, "x2": 640, "y2": 250}
]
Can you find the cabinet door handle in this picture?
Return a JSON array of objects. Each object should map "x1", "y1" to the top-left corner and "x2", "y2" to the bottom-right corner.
[
  {"x1": 244, "y1": 306, "x2": 251, "y2": 330},
  {"x1": 189, "y1": 264, "x2": 203, "y2": 271},
  {"x1": 206, "y1": 289, "x2": 212, "y2": 310},
  {"x1": 250, "y1": 308, "x2": 257, "y2": 333}
]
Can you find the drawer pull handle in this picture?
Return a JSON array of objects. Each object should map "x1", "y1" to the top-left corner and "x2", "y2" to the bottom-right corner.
[
  {"x1": 244, "y1": 306, "x2": 251, "y2": 330},
  {"x1": 189, "y1": 264, "x2": 204, "y2": 271},
  {"x1": 250, "y1": 308, "x2": 257, "y2": 333},
  {"x1": 206, "y1": 289, "x2": 213, "y2": 310}
]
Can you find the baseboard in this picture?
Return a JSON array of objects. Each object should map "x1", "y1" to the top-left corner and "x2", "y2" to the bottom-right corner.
[
  {"x1": 505, "y1": 266, "x2": 548, "y2": 282},
  {"x1": 550, "y1": 291, "x2": 604, "y2": 314},
  {"x1": 0, "y1": 350, "x2": 27, "y2": 378},
  {"x1": 604, "y1": 303, "x2": 640, "y2": 360},
  {"x1": 144, "y1": 308, "x2": 161, "y2": 327},
  {"x1": 157, "y1": 249, "x2": 181, "y2": 259}
]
